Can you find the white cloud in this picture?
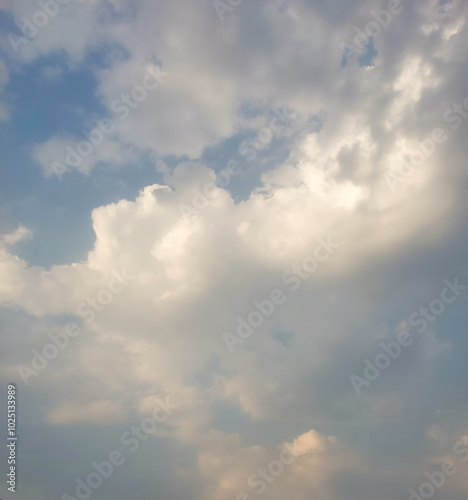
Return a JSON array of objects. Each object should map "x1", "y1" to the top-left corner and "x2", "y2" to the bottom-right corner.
[
  {"x1": 2, "y1": 225, "x2": 32, "y2": 245},
  {"x1": 47, "y1": 399, "x2": 127, "y2": 425},
  {"x1": 32, "y1": 134, "x2": 140, "y2": 178}
]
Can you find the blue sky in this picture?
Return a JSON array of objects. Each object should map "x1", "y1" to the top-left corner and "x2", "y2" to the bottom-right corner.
[{"x1": 1, "y1": 1, "x2": 468, "y2": 500}]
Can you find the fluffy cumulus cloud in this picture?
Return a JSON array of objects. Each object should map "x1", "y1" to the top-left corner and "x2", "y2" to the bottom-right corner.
[{"x1": 1, "y1": 0, "x2": 468, "y2": 499}]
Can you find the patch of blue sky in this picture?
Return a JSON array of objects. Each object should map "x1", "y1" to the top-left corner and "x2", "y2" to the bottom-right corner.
[{"x1": 0, "y1": 48, "x2": 164, "y2": 267}]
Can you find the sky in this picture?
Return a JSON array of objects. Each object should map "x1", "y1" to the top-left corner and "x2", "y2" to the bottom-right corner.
[{"x1": 1, "y1": 0, "x2": 468, "y2": 499}]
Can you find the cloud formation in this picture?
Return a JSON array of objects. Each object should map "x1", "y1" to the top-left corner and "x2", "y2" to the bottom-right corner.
[{"x1": 1, "y1": 1, "x2": 468, "y2": 499}]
